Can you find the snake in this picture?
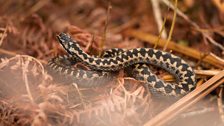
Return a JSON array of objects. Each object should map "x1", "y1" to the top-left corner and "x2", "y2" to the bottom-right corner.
[
  {"x1": 48, "y1": 33, "x2": 196, "y2": 96},
  {"x1": 48, "y1": 54, "x2": 114, "y2": 87}
]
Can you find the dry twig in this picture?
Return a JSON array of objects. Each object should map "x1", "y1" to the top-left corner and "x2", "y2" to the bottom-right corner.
[
  {"x1": 217, "y1": 86, "x2": 224, "y2": 122},
  {"x1": 163, "y1": 0, "x2": 177, "y2": 51},
  {"x1": 0, "y1": 26, "x2": 7, "y2": 46},
  {"x1": 161, "y1": 0, "x2": 224, "y2": 51},
  {"x1": 151, "y1": 0, "x2": 167, "y2": 39},
  {"x1": 100, "y1": 1, "x2": 112, "y2": 55}
]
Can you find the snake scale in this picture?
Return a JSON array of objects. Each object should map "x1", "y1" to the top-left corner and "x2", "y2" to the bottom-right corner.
[{"x1": 48, "y1": 33, "x2": 196, "y2": 96}]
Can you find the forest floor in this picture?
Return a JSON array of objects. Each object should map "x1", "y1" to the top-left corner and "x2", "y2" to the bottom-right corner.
[{"x1": 0, "y1": 0, "x2": 223, "y2": 126}]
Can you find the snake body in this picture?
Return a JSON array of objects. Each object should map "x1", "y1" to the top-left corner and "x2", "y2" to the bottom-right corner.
[{"x1": 48, "y1": 33, "x2": 196, "y2": 96}]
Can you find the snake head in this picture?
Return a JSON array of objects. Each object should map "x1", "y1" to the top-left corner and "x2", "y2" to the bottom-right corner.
[
  {"x1": 56, "y1": 33, "x2": 82, "y2": 57},
  {"x1": 57, "y1": 33, "x2": 72, "y2": 46},
  {"x1": 57, "y1": 33, "x2": 75, "y2": 52}
]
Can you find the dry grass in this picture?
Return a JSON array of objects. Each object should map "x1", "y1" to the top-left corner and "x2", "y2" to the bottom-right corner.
[{"x1": 0, "y1": 0, "x2": 223, "y2": 126}]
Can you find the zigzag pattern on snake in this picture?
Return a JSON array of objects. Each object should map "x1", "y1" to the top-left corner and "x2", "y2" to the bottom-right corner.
[{"x1": 48, "y1": 33, "x2": 196, "y2": 96}]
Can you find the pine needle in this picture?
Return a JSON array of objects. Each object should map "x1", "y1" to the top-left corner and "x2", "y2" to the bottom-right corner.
[{"x1": 163, "y1": 0, "x2": 178, "y2": 51}]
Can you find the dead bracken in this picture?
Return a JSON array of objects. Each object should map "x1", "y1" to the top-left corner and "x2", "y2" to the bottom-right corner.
[{"x1": 0, "y1": 0, "x2": 223, "y2": 126}]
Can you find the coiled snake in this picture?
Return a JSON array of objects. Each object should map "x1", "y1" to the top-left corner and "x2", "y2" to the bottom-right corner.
[{"x1": 48, "y1": 33, "x2": 196, "y2": 96}]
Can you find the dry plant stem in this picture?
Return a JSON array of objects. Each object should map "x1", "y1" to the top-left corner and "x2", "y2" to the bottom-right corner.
[
  {"x1": 72, "y1": 83, "x2": 86, "y2": 109},
  {"x1": 161, "y1": 0, "x2": 224, "y2": 51},
  {"x1": 8, "y1": 55, "x2": 45, "y2": 104},
  {"x1": 100, "y1": 2, "x2": 112, "y2": 56},
  {"x1": 0, "y1": 26, "x2": 7, "y2": 46},
  {"x1": 125, "y1": 30, "x2": 224, "y2": 68},
  {"x1": 0, "y1": 48, "x2": 18, "y2": 56},
  {"x1": 21, "y1": 57, "x2": 34, "y2": 103},
  {"x1": 213, "y1": 0, "x2": 224, "y2": 13},
  {"x1": 162, "y1": 75, "x2": 174, "y2": 82},
  {"x1": 23, "y1": 67, "x2": 34, "y2": 103},
  {"x1": 84, "y1": 35, "x2": 94, "y2": 52},
  {"x1": 151, "y1": 0, "x2": 167, "y2": 39},
  {"x1": 144, "y1": 70, "x2": 224, "y2": 126},
  {"x1": 163, "y1": 0, "x2": 177, "y2": 51},
  {"x1": 1, "y1": 55, "x2": 45, "y2": 103},
  {"x1": 0, "y1": 48, "x2": 47, "y2": 64},
  {"x1": 195, "y1": 69, "x2": 221, "y2": 76},
  {"x1": 217, "y1": 87, "x2": 224, "y2": 122},
  {"x1": 210, "y1": 52, "x2": 224, "y2": 63},
  {"x1": 1, "y1": 55, "x2": 45, "y2": 75},
  {"x1": 196, "y1": 79, "x2": 204, "y2": 87},
  {"x1": 154, "y1": 18, "x2": 167, "y2": 49}
]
